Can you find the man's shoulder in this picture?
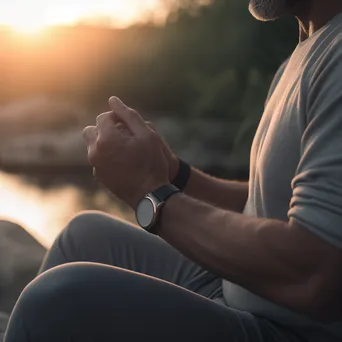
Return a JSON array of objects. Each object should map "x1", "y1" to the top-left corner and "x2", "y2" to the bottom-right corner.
[
  {"x1": 307, "y1": 21, "x2": 342, "y2": 73},
  {"x1": 307, "y1": 29, "x2": 342, "y2": 89},
  {"x1": 327, "y1": 17, "x2": 342, "y2": 49},
  {"x1": 305, "y1": 27, "x2": 342, "y2": 121},
  {"x1": 265, "y1": 58, "x2": 290, "y2": 106},
  {"x1": 274, "y1": 58, "x2": 290, "y2": 78},
  {"x1": 325, "y1": 30, "x2": 342, "y2": 62}
]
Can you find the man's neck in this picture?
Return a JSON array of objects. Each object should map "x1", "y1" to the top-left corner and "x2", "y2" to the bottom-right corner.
[{"x1": 292, "y1": 1, "x2": 342, "y2": 41}]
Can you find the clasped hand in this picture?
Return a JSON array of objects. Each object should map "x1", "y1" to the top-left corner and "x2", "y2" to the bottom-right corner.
[{"x1": 83, "y1": 97, "x2": 174, "y2": 209}]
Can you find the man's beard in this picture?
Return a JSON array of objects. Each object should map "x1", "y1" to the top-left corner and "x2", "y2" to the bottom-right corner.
[{"x1": 249, "y1": 0, "x2": 296, "y2": 21}]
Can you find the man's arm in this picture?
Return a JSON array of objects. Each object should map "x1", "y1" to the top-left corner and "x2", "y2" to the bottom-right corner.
[
  {"x1": 158, "y1": 44, "x2": 342, "y2": 323},
  {"x1": 152, "y1": 128, "x2": 249, "y2": 213},
  {"x1": 183, "y1": 168, "x2": 248, "y2": 213},
  {"x1": 157, "y1": 194, "x2": 342, "y2": 322}
]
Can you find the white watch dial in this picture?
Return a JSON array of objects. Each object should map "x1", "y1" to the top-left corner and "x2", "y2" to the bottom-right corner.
[{"x1": 136, "y1": 197, "x2": 155, "y2": 229}]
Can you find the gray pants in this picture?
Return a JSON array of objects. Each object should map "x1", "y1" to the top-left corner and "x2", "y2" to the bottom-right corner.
[{"x1": 5, "y1": 212, "x2": 305, "y2": 342}]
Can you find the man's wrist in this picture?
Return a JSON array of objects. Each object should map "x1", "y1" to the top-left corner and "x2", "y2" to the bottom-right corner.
[
  {"x1": 131, "y1": 181, "x2": 170, "y2": 210},
  {"x1": 135, "y1": 184, "x2": 180, "y2": 234},
  {"x1": 169, "y1": 155, "x2": 180, "y2": 181},
  {"x1": 153, "y1": 191, "x2": 183, "y2": 236},
  {"x1": 171, "y1": 158, "x2": 191, "y2": 191}
]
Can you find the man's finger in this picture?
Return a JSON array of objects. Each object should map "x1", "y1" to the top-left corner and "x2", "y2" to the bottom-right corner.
[
  {"x1": 96, "y1": 111, "x2": 113, "y2": 127},
  {"x1": 83, "y1": 126, "x2": 98, "y2": 147},
  {"x1": 96, "y1": 112, "x2": 121, "y2": 142},
  {"x1": 109, "y1": 96, "x2": 147, "y2": 136}
]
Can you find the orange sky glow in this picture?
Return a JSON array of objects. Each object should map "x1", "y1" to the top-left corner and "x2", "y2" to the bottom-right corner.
[{"x1": 0, "y1": 0, "x2": 170, "y2": 34}]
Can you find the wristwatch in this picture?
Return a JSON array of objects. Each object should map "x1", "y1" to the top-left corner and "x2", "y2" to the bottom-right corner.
[{"x1": 136, "y1": 184, "x2": 180, "y2": 233}]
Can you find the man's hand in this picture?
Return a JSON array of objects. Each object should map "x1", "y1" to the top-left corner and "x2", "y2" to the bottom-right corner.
[
  {"x1": 145, "y1": 121, "x2": 179, "y2": 181},
  {"x1": 83, "y1": 97, "x2": 169, "y2": 209}
]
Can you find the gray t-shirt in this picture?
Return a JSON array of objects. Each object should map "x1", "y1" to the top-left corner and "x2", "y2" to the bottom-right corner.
[{"x1": 223, "y1": 12, "x2": 342, "y2": 342}]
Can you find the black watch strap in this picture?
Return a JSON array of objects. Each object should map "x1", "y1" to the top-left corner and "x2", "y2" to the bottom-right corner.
[
  {"x1": 171, "y1": 158, "x2": 191, "y2": 191},
  {"x1": 148, "y1": 184, "x2": 181, "y2": 235},
  {"x1": 152, "y1": 184, "x2": 180, "y2": 203}
]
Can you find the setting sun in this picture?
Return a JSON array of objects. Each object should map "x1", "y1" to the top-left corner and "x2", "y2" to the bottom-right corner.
[{"x1": 0, "y1": 0, "x2": 163, "y2": 34}]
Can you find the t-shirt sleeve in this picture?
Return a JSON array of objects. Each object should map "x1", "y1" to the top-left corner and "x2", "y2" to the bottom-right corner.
[{"x1": 288, "y1": 40, "x2": 342, "y2": 249}]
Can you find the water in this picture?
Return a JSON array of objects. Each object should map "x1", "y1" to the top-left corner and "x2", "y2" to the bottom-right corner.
[{"x1": 0, "y1": 171, "x2": 133, "y2": 248}]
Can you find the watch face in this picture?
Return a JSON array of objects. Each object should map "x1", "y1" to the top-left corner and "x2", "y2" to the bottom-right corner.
[{"x1": 136, "y1": 197, "x2": 156, "y2": 229}]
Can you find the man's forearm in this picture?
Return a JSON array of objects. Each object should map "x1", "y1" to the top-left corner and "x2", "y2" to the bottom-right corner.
[
  {"x1": 183, "y1": 167, "x2": 248, "y2": 213},
  {"x1": 158, "y1": 193, "x2": 342, "y2": 321}
]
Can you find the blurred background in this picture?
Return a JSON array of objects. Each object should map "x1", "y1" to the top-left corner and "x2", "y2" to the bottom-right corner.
[{"x1": 0, "y1": 0, "x2": 298, "y2": 318}]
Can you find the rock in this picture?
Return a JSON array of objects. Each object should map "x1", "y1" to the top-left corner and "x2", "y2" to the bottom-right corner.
[
  {"x1": 0, "y1": 130, "x2": 87, "y2": 168},
  {"x1": 0, "y1": 220, "x2": 46, "y2": 313},
  {"x1": 0, "y1": 312, "x2": 9, "y2": 342}
]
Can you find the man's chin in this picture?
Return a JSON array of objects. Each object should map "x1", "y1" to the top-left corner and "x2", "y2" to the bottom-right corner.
[{"x1": 248, "y1": 0, "x2": 289, "y2": 21}]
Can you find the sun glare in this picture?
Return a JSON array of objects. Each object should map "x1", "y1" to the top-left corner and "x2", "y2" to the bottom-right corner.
[
  {"x1": 0, "y1": 0, "x2": 162, "y2": 34},
  {"x1": 0, "y1": 172, "x2": 82, "y2": 248},
  {"x1": 6, "y1": 21, "x2": 47, "y2": 36}
]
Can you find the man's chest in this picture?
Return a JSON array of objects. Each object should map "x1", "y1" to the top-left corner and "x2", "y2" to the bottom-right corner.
[{"x1": 247, "y1": 69, "x2": 308, "y2": 219}]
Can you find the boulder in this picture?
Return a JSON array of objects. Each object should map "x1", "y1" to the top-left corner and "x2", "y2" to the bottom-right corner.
[{"x1": 0, "y1": 220, "x2": 46, "y2": 313}]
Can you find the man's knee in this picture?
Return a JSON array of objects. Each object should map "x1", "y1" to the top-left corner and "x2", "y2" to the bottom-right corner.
[
  {"x1": 57, "y1": 211, "x2": 133, "y2": 255},
  {"x1": 8, "y1": 265, "x2": 76, "y2": 331},
  {"x1": 7, "y1": 263, "x2": 113, "y2": 339},
  {"x1": 66, "y1": 211, "x2": 125, "y2": 239}
]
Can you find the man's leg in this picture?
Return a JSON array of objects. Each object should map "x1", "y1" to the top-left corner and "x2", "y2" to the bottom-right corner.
[
  {"x1": 0, "y1": 312, "x2": 9, "y2": 342},
  {"x1": 39, "y1": 211, "x2": 222, "y2": 300},
  {"x1": 4, "y1": 263, "x2": 303, "y2": 342}
]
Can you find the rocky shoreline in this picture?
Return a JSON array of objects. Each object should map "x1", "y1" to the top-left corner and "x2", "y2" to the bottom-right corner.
[{"x1": 0, "y1": 220, "x2": 46, "y2": 339}]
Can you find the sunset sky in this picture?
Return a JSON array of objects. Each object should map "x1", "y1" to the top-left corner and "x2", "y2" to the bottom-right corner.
[{"x1": 0, "y1": 0, "x2": 169, "y2": 33}]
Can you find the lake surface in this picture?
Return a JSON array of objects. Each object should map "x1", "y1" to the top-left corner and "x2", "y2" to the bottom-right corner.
[{"x1": 0, "y1": 171, "x2": 133, "y2": 248}]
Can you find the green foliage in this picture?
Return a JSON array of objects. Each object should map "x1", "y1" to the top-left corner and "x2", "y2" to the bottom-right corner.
[{"x1": 160, "y1": 0, "x2": 297, "y2": 118}]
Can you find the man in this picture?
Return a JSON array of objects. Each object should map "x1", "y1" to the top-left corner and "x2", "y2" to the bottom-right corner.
[{"x1": 4, "y1": 0, "x2": 342, "y2": 341}]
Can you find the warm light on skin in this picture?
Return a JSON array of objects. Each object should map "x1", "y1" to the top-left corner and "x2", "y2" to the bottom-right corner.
[{"x1": 0, "y1": 0, "x2": 162, "y2": 34}]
